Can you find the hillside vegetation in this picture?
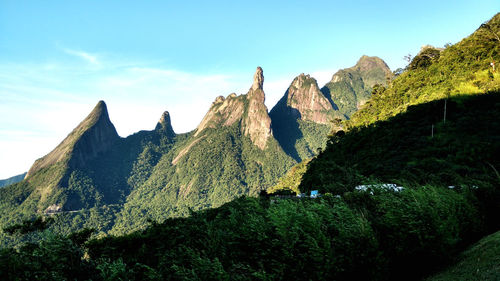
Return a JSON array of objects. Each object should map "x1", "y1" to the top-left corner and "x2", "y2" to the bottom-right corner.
[
  {"x1": 301, "y1": 13, "x2": 500, "y2": 199},
  {"x1": 425, "y1": 230, "x2": 500, "y2": 281}
]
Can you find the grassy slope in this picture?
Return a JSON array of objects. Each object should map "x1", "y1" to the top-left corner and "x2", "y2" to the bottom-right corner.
[{"x1": 426, "y1": 231, "x2": 500, "y2": 281}]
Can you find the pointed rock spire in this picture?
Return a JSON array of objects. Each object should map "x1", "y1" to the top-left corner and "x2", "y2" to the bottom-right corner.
[
  {"x1": 26, "y1": 100, "x2": 120, "y2": 178},
  {"x1": 193, "y1": 67, "x2": 272, "y2": 149},
  {"x1": 155, "y1": 111, "x2": 176, "y2": 136},
  {"x1": 244, "y1": 67, "x2": 272, "y2": 149},
  {"x1": 252, "y1": 67, "x2": 264, "y2": 91}
]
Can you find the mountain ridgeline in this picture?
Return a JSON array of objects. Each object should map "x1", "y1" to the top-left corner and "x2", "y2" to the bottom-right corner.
[
  {"x1": 0, "y1": 58, "x2": 390, "y2": 239},
  {"x1": 0, "y1": 173, "x2": 26, "y2": 188}
]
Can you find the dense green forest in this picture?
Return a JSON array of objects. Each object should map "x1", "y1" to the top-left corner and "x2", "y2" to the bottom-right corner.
[{"x1": 0, "y1": 12, "x2": 499, "y2": 281}]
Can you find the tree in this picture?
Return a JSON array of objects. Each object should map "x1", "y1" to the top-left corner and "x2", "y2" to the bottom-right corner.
[
  {"x1": 403, "y1": 54, "x2": 413, "y2": 64},
  {"x1": 480, "y1": 23, "x2": 500, "y2": 42},
  {"x1": 393, "y1": 68, "x2": 404, "y2": 77}
]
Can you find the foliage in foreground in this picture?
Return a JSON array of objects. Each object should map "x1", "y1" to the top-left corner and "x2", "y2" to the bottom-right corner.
[{"x1": 0, "y1": 183, "x2": 489, "y2": 281}]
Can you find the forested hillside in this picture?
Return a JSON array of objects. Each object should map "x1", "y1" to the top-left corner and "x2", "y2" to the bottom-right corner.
[{"x1": 300, "y1": 13, "x2": 500, "y2": 203}]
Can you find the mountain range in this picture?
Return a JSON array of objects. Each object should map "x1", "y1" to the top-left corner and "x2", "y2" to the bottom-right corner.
[{"x1": 0, "y1": 55, "x2": 390, "y2": 240}]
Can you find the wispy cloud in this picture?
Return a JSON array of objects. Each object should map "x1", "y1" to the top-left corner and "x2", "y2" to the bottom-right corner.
[{"x1": 63, "y1": 48, "x2": 100, "y2": 65}]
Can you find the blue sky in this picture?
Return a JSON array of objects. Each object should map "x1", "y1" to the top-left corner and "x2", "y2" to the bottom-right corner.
[{"x1": 0, "y1": 0, "x2": 498, "y2": 178}]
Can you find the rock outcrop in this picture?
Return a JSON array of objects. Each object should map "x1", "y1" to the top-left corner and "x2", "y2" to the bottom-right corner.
[
  {"x1": 194, "y1": 93, "x2": 246, "y2": 137},
  {"x1": 269, "y1": 73, "x2": 339, "y2": 162},
  {"x1": 348, "y1": 55, "x2": 392, "y2": 87},
  {"x1": 243, "y1": 67, "x2": 272, "y2": 150},
  {"x1": 271, "y1": 74, "x2": 334, "y2": 124},
  {"x1": 26, "y1": 101, "x2": 120, "y2": 178},
  {"x1": 194, "y1": 67, "x2": 272, "y2": 150},
  {"x1": 155, "y1": 111, "x2": 176, "y2": 137}
]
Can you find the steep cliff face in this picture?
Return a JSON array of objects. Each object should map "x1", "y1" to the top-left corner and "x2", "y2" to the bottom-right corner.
[
  {"x1": 243, "y1": 67, "x2": 272, "y2": 150},
  {"x1": 194, "y1": 67, "x2": 272, "y2": 150},
  {"x1": 273, "y1": 74, "x2": 333, "y2": 124},
  {"x1": 322, "y1": 56, "x2": 391, "y2": 118},
  {"x1": 26, "y1": 101, "x2": 120, "y2": 178},
  {"x1": 269, "y1": 74, "x2": 339, "y2": 162},
  {"x1": 112, "y1": 68, "x2": 293, "y2": 232},
  {"x1": 194, "y1": 93, "x2": 245, "y2": 137}
]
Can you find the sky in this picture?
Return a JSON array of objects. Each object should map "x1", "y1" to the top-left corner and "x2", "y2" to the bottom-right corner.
[{"x1": 0, "y1": 0, "x2": 498, "y2": 179}]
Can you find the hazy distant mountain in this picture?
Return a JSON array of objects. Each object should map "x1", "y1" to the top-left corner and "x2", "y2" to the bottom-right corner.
[{"x1": 0, "y1": 172, "x2": 26, "y2": 188}]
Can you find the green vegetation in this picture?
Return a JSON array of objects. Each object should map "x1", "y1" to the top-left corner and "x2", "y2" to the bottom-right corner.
[
  {"x1": 350, "y1": 15, "x2": 500, "y2": 127},
  {"x1": 267, "y1": 159, "x2": 310, "y2": 194},
  {"x1": 0, "y1": 186, "x2": 485, "y2": 281},
  {"x1": 426, "y1": 231, "x2": 500, "y2": 281},
  {"x1": 321, "y1": 55, "x2": 391, "y2": 118},
  {"x1": 111, "y1": 124, "x2": 294, "y2": 234},
  {"x1": 301, "y1": 92, "x2": 500, "y2": 198}
]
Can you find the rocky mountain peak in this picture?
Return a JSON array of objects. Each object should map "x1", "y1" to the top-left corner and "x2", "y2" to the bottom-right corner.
[
  {"x1": 214, "y1": 95, "x2": 225, "y2": 104},
  {"x1": 291, "y1": 73, "x2": 312, "y2": 88},
  {"x1": 155, "y1": 111, "x2": 176, "y2": 136},
  {"x1": 194, "y1": 67, "x2": 272, "y2": 149},
  {"x1": 327, "y1": 55, "x2": 391, "y2": 87},
  {"x1": 271, "y1": 73, "x2": 333, "y2": 125},
  {"x1": 26, "y1": 100, "x2": 120, "y2": 178},
  {"x1": 355, "y1": 55, "x2": 390, "y2": 73},
  {"x1": 322, "y1": 56, "x2": 391, "y2": 118},
  {"x1": 353, "y1": 56, "x2": 392, "y2": 87},
  {"x1": 252, "y1": 67, "x2": 264, "y2": 91},
  {"x1": 194, "y1": 93, "x2": 246, "y2": 137},
  {"x1": 244, "y1": 67, "x2": 272, "y2": 150}
]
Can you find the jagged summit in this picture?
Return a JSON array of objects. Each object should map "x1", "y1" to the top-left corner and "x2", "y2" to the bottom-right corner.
[
  {"x1": 269, "y1": 72, "x2": 338, "y2": 162},
  {"x1": 271, "y1": 73, "x2": 333, "y2": 124},
  {"x1": 244, "y1": 67, "x2": 272, "y2": 149},
  {"x1": 194, "y1": 67, "x2": 272, "y2": 149},
  {"x1": 194, "y1": 92, "x2": 246, "y2": 137},
  {"x1": 252, "y1": 66, "x2": 264, "y2": 91},
  {"x1": 26, "y1": 100, "x2": 119, "y2": 178},
  {"x1": 155, "y1": 111, "x2": 176, "y2": 136}
]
